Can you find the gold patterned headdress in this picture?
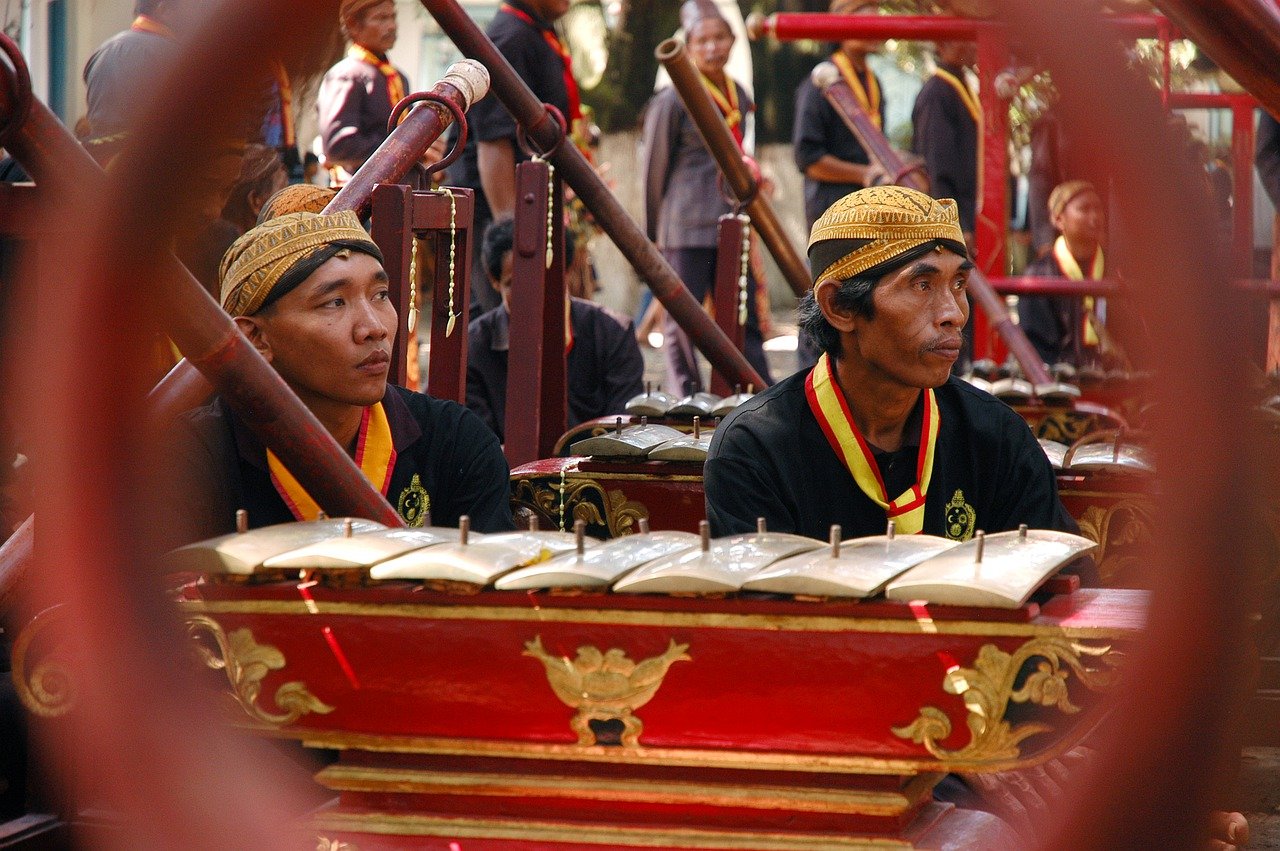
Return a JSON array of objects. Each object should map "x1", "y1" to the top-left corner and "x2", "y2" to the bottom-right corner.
[
  {"x1": 1047, "y1": 179, "x2": 1097, "y2": 221},
  {"x1": 808, "y1": 186, "x2": 966, "y2": 283},
  {"x1": 257, "y1": 184, "x2": 338, "y2": 224},
  {"x1": 220, "y1": 211, "x2": 382, "y2": 317},
  {"x1": 340, "y1": 0, "x2": 387, "y2": 24}
]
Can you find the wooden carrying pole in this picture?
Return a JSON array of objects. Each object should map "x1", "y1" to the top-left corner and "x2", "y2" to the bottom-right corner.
[
  {"x1": 419, "y1": 0, "x2": 765, "y2": 391},
  {"x1": 655, "y1": 37, "x2": 812, "y2": 299},
  {"x1": 148, "y1": 60, "x2": 490, "y2": 422},
  {"x1": 811, "y1": 61, "x2": 1052, "y2": 386}
]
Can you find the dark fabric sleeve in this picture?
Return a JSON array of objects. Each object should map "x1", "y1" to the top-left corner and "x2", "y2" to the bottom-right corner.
[
  {"x1": 596, "y1": 312, "x2": 645, "y2": 415},
  {"x1": 468, "y1": 30, "x2": 530, "y2": 144},
  {"x1": 704, "y1": 424, "x2": 797, "y2": 536},
  {"x1": 1017, "y1": 295, "x2": 1062, "y2": 365},
  {"x1": 318, "y1": 67, "x2": 382, "y2": 165},
  {"x1": 792, "y1": 79, "x2": 828, "y2": 173},
  {"x1": 439, "y1": 406, "x2": 516, "y2": 533},
  {"x1": 465, "y1": 320, "x2": 503, "y2": 441},
  {"x1": 1017, "y1": 258, "x2": 1066, "y2": 365},
  {"x1": 913, "y1": 83, "x2": 974, "y2": 231},
  {"x1": 1256, "y1": 112, "x2": 1280, "y2": 209},
  {"x1": 640, "y1": 92, "x2": 680, "y2": 243}
]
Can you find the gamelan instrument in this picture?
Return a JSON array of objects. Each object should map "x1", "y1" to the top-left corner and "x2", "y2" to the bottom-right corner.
[{"x1": 127, "y1": 512, "x2": 1141, "y2": 848}]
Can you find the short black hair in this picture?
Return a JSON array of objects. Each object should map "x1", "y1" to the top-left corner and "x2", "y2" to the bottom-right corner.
[
  {"x1": 481, "y1": 216, "x2": 515, "y2": 284},
  {"x1": 481, "y1": 216, "x2": 578, "y2": 284}
]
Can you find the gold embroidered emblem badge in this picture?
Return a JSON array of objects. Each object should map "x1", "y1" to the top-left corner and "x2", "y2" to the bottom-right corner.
[
  {"x1": 945, "y1": 489, "x2": 976, "y2": 541},
  {"x1": 396, "y1": 474, "x2": 430, "y2": 527}
]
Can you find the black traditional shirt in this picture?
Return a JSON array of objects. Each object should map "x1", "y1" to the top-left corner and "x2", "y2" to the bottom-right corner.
[
  {"x1": 911, "y1": 62, "x2": 978, "y2": 233},
  {"x1": 449, "y1": 0, "x2": 573, "y2": 223},
  {"x1": 172, "y1": 384, "x2": 514, "y2": 544},
  {"x1": 1018, "y1": 252, "x2": 1088, "y2": 367},
  {"x1": 792, "y1": 70, "x2": 885, "y2": 228},
  {"x1": 705, "y1": 370, "x2": 1079, "y2": 546},
  {"x1": 317, "y1": 52, "x2": 410, "y2": 173},
  {"x1": 466, "y1": 298, "x2": 644, "y2": 443}
]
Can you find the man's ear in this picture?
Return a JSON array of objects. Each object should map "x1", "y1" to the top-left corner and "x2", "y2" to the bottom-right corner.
[
  {"x1": 233, "y1": 315, "x2": 273, "y2": 364},
  {"x1": 814, "y1": 278, "x2": 858, "y2": 335}
]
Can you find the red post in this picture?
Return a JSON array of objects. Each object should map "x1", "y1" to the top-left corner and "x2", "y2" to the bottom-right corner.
[
  {"x1": 505, "y1": 160, "x2": 567, "y2": 465},
  {"x1": 710, "y1": 214, "x2": 748, "y2": 397},
  {"x1": 973, "y1": 25, "x2": 1010, "y2": 365},
  {"x1": 421, "y1": 188, "x2": 475, "y2": 404},
  {"x1": 370, "y1": 183, "x2": 416, "y2": 388}
]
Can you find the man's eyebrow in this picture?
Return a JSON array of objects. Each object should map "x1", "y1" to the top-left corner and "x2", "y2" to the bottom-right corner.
[
  {"x1": 904, "y1": 261, "x2": 941, "y2": 278},
  {"x1": 958, "y1": 259, "x2": 975, "y2": 272},
  {"x1": 310, "y1": 278, "x2": 350, "y2": 299}
]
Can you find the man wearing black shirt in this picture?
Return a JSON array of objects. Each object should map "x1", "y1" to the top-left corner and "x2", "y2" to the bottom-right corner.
[
  {"x1": 450, "y1": 0, "x2": 575, "y2": 315},
  {"x1": 705, "y1": 187, "x2": 1080, "y2": 557},
  {"x1": 911, "y1": 41, "x2": 980, "y2": 241},
  {"x1": 466, "y1": 218, "x2": 644, "y2": 442},
  {"x1": 171, "y1": 211, "x2": 514, "y2": 542}
]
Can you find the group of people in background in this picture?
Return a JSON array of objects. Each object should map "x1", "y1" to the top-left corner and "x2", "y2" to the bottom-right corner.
[{"x1": 5, "y1": 0, "x2": 1125, "y2": 458}]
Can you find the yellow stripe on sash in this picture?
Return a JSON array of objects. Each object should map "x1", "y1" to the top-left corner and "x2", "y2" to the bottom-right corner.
[{"x1": 268, "y1": 402, "x2": 396, "y2": 521}]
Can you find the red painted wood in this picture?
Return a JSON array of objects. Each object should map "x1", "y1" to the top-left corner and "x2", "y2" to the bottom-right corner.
[{"x1": 710, "y1": 215, "x2": 747, "y2": 398}]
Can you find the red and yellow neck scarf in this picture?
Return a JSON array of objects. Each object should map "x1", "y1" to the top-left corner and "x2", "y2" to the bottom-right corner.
[
  {"x1": 832, "y1": 52, "x2": 880, "y2": 130},
  {"x1": 805, "y1": 353, "x2": 940, "y2": 534},
  {"x1": 268, "y1": 402, "x2": 397, "y2": 521},
  {"x1": 701, "y1": 74, "x2": 744, "y2": 149},
  {"x1": 500, "y1": 3, "x2": 583, "y2": 129},
  {"x1": 1053, "y1": 235, "x2": 1105, "y2": 346},
  {"x1": 131, "y1": 15, "x2": 174, "y2": 39},
  {"x1": 348, "y1": 44, "x2": 405, "y2": 109}
]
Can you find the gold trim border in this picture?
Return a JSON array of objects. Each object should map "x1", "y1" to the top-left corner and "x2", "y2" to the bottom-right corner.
[
  {"x1": 180, "y1": 599, "x2": 1139, "y2": 639},
  {"x1": 311, "y1": 811, "x2": 913, "y2": 849},
  {"x1": 316, "y1": 765, "x2": 941, "y2": 816},
  {"x1": 291, "y1": 723, "x2": 1102, "y2": 776}
]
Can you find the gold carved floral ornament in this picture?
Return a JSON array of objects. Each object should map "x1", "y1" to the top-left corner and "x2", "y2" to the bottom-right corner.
[
  {"x1": 10, "y1": 605, "x2": 77, "y2": 718},
  {"x1": 511, "y1": 475, "x2": 648, "y2": 537},
  {"x1": 524, "y1": 635, "x2": 690, "y2": 747},
  {"x1": 1075, "y1": 497, "x2": 1155, "y2": 586},
  {"x1": 892, "y1": 637, "x2": 1120, "y2": 765},
  {"x1": 186, "y1": 615, "x2": 335, "y2": 726}
]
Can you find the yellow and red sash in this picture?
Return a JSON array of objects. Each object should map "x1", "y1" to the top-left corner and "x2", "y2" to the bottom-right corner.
[
  {"x1": 832, "y1": 52, "x2": 880, "y2": 130},
  {"x1": 933, "y1": 67, "x2": 984, "y2": 217},
  {"x1": 272, "y1": 61, "x2": 296, "y2": 148},
  {"x1": 348, "y1": 44, "x2": 405, "y2": 109},
  {"x1": 804, "y1": 353, "x2": 940, "y2": 534},
  {"x1": 1053, "y1": 235, "x2": 1105, "y2": 347},
  {"x1": 130, "y1": 15, "x2": 174, "y2": 39},
  {"x1": 701, "y1": 74, "x2": 744, "y2": 150},
  {"x1": 500, "y1": 3, "x2": 583, "y2": 129},
  {"x1": 267, "y1": 402, "x2": 397, "y2": 521}
]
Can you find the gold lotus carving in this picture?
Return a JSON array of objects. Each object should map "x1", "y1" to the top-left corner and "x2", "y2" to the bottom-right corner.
[
  {"x1": 892, "y1": 638, "x2": 1119, "y2": 765},
  {"x1": 523, "y1": 635, "x2": 690, "y2": 747},
  {"x1": 1075, "y1": 497, "x2": 1155, "y2": 586},
  {"x1": 187, "y1": 615, "x2": 335, "y2": 726},
  {"x1": 10, "y1": 605, "x2": 76, "y2": 718},
  {"x1": 511, "y1": 476, "x2": 648, "y2": 538}
]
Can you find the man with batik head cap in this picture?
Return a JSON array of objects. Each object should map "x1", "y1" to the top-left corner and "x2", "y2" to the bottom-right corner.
[
  {"x1": 705, "y1": 186, "x2": 1082, "y2": 554},
  {"x1": 318, "y1": 0, "x2": 410, "y2": 185},
  {"x1": 169, "y1": 211, "x2": 514, "y2": 543},
  {"x1": 1017, "y1": 179, "x2": 1107, "y2": 367}
]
